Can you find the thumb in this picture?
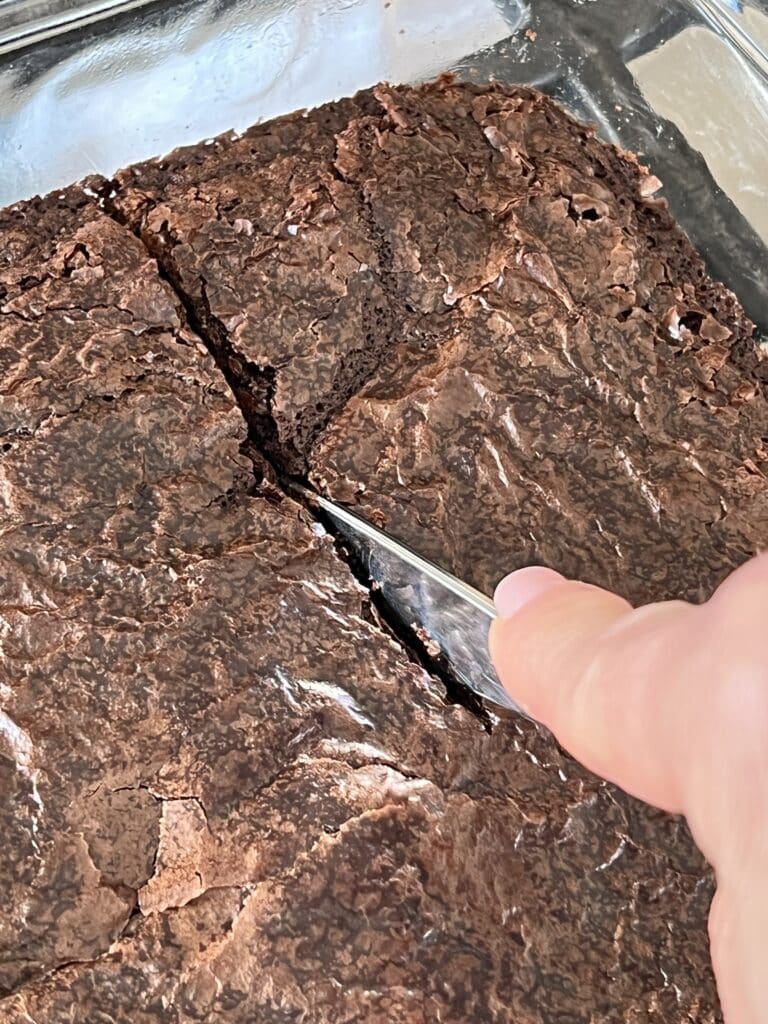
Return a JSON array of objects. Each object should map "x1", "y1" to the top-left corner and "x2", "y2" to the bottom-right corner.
[
  {"x1": 488, "y1": 566, "x2": 699, "y2": 817},
  {"x1": 488, "y1": 558, "x2": 768, "y2": 857},
  {"x1": 489, "y1": 561, "x2": 768, "y2": 1024}
]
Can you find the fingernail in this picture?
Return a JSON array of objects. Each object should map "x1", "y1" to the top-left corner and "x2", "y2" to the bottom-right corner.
[{"x1": 494, "y1": 566, "x2": 565, "y2": 619}]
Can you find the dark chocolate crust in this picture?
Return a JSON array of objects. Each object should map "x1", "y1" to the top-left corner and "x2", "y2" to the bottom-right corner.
[
  {"x1": 111, "y1": 80, "x2": 766, "y2": 608},
  {"x1": 5, "y1": 77, "x2": 765, "y2": 1022},
  {"x1": 0, "y1": 190, "x2": 475, "y2": 1000}
]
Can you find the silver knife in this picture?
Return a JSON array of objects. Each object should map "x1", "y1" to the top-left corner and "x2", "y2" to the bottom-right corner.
[{"x1": 293, "y1": 484, "x2": 521, "y2": 714}]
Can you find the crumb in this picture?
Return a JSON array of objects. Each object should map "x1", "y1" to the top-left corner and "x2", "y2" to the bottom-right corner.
[{"x1": 413, "y1": 624, "x2": 441, "y2": 659}]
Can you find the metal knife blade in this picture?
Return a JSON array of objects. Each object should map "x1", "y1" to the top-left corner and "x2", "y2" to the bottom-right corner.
[{"x1": 293, "y1": 484, "x2": 521, "y2": 714}]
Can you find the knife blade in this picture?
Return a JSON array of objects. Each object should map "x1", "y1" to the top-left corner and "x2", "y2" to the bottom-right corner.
[{"x1": 292, "y1": 484, "x2": 521, "y2": 714}]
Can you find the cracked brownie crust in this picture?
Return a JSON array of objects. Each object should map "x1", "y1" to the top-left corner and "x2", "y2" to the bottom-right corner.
[
  {"x1": 109, "y1": 91, "x2": 388, "y2": 473},
  {"x1": 112, "y1": 79, "x2": 766, "y2": 607},
  {"x1": 0, "y1": 191, "x2": 483, "y2": 1009},
  {"x1": 3, "y1": 77, "x2": 765, "y2": 1022}
]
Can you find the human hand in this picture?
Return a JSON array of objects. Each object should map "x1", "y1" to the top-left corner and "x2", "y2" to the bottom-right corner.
[{"x1": 489, "y1": 555, "x2": 768, "y2": 1024}]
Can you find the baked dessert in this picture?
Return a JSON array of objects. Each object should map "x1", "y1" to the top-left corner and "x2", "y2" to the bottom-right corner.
[
  {"x1": 111, "y1": 79, "x2": 767, "y2": 605},
  {"x1": 0, "y1": 189, "x2": 495, "y2": 1017},
  {"x1": 4, "y1": 76, "x2": 764, "y2": 1021}
]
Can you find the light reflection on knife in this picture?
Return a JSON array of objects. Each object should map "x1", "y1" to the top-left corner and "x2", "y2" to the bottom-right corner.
[{"x1": 293, "y1": 484, "x2": 521, "y2": 714}]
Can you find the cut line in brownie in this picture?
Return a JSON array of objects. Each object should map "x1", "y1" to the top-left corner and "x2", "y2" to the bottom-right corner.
[
  {"x1": 110, "y1": 78, "x2": 766, "y2": 607},
  {"x1": 106, "y1": 91, "x2": 398, "y2": 473}
]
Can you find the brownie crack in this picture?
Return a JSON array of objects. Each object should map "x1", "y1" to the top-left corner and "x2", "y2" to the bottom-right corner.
[{"x1": 97, "y1": 173, "x2": 495, "y2": 727}]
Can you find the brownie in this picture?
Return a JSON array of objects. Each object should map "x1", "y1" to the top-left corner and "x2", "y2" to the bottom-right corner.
[
  {"x1": 111, "y1": 78, "x2": 767, "y2": 607},
  {"x1": 108, "y1": 91, "x2": 387, "y2": 471},
  {"x1": 310, "y1": 80, "x2": 768, "y2": 598},
  {"x1": 0, "y1": 186, "x2": 715, "y2": 1022},
  {"x1": 3, "y1": 77, "x2": 759, "y2": 1023},
  {"x1": 0, "y1": 758, "x2": 714, "y2": 1023},
  {"x1": 0, "y1": 190, "x2": 498, "y2": 1013}
]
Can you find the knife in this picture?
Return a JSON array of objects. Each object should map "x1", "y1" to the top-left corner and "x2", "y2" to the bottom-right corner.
[{"x1": 292, "y1": 484, "x2": 521, "y2": 714}]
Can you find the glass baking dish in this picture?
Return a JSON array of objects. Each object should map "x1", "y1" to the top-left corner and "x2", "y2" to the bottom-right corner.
[{"x1": 0, "y1": 0, "x2": 766, "y2": 340}]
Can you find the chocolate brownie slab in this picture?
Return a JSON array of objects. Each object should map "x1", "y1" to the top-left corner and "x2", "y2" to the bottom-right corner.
[
  {"x1": 94, "y1": 79, "x2": 753, "y2": 1019},
  {"x1": 111, "y1": 79, "x2": 766, "y2": 606},
  {"x1": 0, "y1": 190, "x2": 502, "y2": 1014}
]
